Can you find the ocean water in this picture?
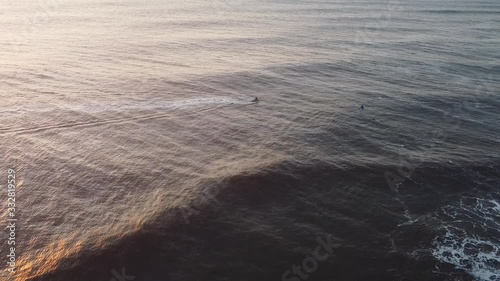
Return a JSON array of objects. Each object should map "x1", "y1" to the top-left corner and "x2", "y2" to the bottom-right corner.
[{"x1": 0, "y1": 0, "x2": 499, "y2": 280}]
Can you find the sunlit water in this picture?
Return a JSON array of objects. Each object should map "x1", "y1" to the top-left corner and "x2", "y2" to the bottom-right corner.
[{"x1": 0, "y1": 0, "x2": 499, "y2": 280}]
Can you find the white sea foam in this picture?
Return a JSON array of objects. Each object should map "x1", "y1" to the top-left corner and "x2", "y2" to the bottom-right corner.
[
  {"x1": 433, "y1": 198, "x2": 500, "y2": 281},
  {"x1": 68, "y1": 96, "x2": 245, "y2": 113}
]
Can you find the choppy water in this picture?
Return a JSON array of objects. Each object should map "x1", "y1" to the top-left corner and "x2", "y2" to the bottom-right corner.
[{"x1": 0, "y1": 0, "x2": 499, "y2": 280}]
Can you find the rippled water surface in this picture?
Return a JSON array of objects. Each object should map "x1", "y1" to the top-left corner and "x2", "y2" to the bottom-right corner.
[{"x1": 0, "y1": 0, "x2": 499, "y2": 280}]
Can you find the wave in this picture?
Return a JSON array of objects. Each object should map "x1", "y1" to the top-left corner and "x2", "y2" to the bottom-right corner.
[
  {"x1": 24, "y1": 161, "x2": 499, "y2": 281},
  {"x1": 433, "y1": 196, "x2": 500, "y2": 281}
]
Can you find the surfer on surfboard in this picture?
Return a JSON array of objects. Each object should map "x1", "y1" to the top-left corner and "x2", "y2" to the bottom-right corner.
[{"x1": 252, "y1": 97, "x2": 259, "y2": 102}]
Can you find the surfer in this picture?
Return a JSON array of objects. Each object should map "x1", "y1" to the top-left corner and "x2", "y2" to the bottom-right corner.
[
  {"x1": 360, "y1": 104, "x2": 364, "y2": 111},
  {"x1": 252, "y1": 97, "x2": 259, "y2": 102}
]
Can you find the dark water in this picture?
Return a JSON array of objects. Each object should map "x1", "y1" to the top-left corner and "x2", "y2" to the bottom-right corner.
[{"x1": 0, "y1": 0, "x2": 499, "y2": 280}]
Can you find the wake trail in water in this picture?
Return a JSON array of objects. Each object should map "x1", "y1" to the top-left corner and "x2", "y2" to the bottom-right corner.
[{"x1": 0, "y1": 97, "x2": 254, "y2": 135}]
